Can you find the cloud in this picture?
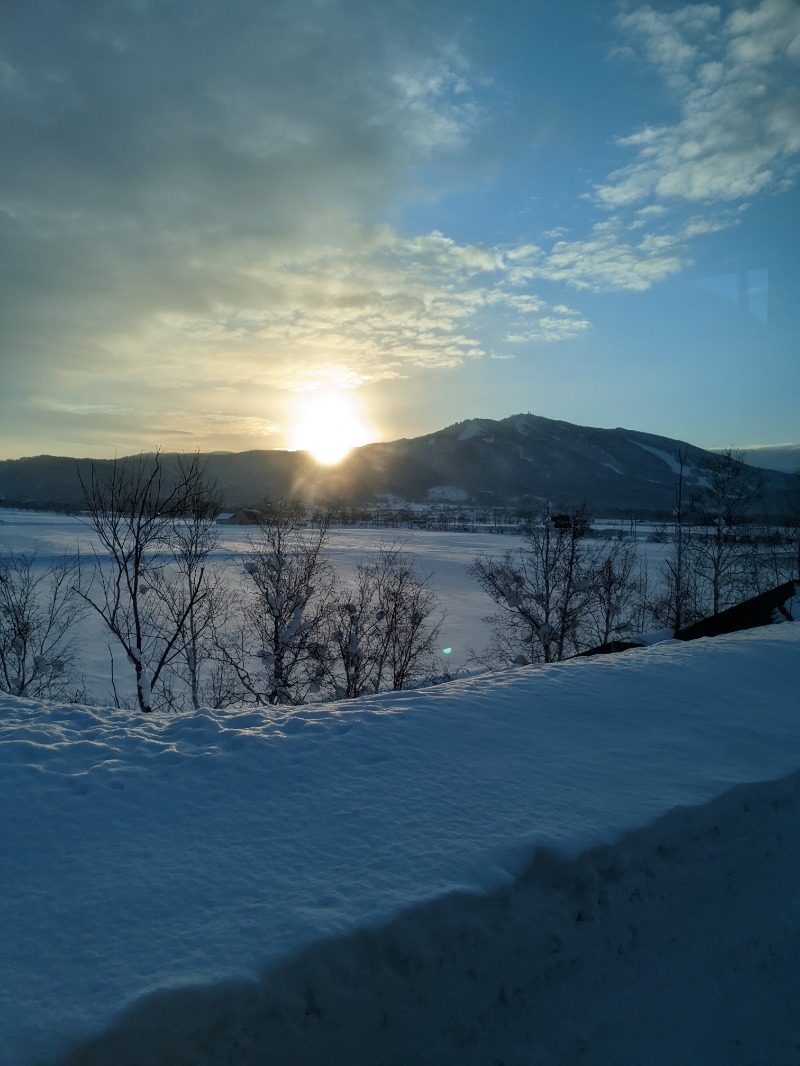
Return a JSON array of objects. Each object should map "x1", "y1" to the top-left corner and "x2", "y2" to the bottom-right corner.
[
  {"x1": 0, "y1": 3, "x2": 475, "y2": 295},
  {"x1": 2, "y1": 0, "x2": 798, "y2": 457},
  {"x1": 27, "y1": 397, "x2": 280, "y2": 455},
  {"x1": 102, "y1": 226, "x2": 591, "y2": 392},
  {"x1": 0, "y1": 0, "x2": 591, "y2": 454},
  {"x1": 724, "y1": 442, "x2": 800, "y2": 473},
  {"x1": 1, "y1": 2, "x2": 469, "y2": 234},
  {"x1": 518, "y1": 222, "x2": 685, "y2": 292},
  {"x1": 599, "y1": 0, "x2": 800, "y2": 209},
  {"x1": 525, "y1": 0, "x2": 800, "y2": 293}
]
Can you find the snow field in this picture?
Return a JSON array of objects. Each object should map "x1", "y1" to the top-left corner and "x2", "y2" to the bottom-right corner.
[
  {"x1": 2, "y1": 511, "x2": 799, "y2": 1063},
  {"x1": 0, "y1": 510, "x2": 670, "y2": 701},
  {"x1": 2, "y1": 625, "x2": 799, "y2": 1064}
]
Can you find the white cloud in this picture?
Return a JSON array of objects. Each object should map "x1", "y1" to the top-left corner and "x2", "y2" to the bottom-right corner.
[
  {"x1": 2, "y1": 0, "x2": 798, "y2": 456},
  {"x1": 727, "y1": 0, "x2": 800, "y2": 64},
  {"x1": 505, "y1": 316, "x2": 591, "y2": 344},
  {"x1": 598, "y1": 0, "x2": 800, "y2": 209},
  {"x1": 616, "y1": 4, "x2": 721, "y2": 93},
  {"x1": 2, "y1": 0, "x2": 597, "y2": 456},
  {"x1": 100, "y1": 226, "x2": 591, "y2": 396},
  {"x1": 542, "y1": 225, "x2": 685, "y2": 292},
  {"x1": 389, "y1": 50, "x2": 479, "y2": 153},
  {"x1": 529, "y1": 0, "x2": 800, "y2": 293},
  {"x1": 0, "y1": 1, "x2": 509, "y2": 443}
]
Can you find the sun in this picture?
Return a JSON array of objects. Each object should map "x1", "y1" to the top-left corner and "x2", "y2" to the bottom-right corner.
[{"x1": 290, "y1": 392, "x2": 374, "y2": 465}]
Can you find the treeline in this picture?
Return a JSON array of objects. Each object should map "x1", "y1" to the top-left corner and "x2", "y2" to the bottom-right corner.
[
  {"x1": 0, "y1": 450, "x2": 797, "y2": 712},
  {"x1": 0, "y1": 454, "x2": 445, "y2": 711},
  {"x1": 0, "y1": 499, "x2": 85, "y2": 514},
  {"x1": 471, "y1": 450, "x2": 799, "y2": 667}
]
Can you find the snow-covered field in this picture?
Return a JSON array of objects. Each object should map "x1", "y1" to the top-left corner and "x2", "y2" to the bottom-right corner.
[
  {"x1": 2, "y1": 512, "x2": 799, "y2": 1065},
  {"x1": 0, "y1": 510, "x2": 532, "y2": 698},
  {"x1": 0, "y1": 510, "x2": 667, "y2": 698}
]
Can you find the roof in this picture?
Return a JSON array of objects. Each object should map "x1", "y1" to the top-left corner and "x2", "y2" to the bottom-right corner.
[{"x1": 676, "y1": 580, "x2": 797, "y2": 641}]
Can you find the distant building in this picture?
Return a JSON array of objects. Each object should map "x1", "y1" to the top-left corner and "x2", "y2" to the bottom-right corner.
[{"x1": 215, "y1": 509, "x2": 265, "y2": 525}]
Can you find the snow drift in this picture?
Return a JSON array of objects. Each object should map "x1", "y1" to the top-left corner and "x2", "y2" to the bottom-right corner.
[{"x1": 2, "y1": 625, "x2": 799, "y2": 1065}]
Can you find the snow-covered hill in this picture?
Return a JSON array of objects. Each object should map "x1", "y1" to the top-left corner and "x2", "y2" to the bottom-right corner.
[
  {"x1": 338, "y1": 413, "x2": 781, "y2": 514},
  {"x1": 0, "y1": 413, "x2": 792, "y2": 514},
  {"x1": 2, "y1": 623, "x2": 799, "y2": 1065}
]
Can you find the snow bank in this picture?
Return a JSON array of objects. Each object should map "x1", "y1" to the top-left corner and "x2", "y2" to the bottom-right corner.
[
  {"x1": 62, "y1": 770, "x2": 800, "y2": 1066},
  {"x1": 2, "y1": 626, "x2": 799, "y2": 1064}
]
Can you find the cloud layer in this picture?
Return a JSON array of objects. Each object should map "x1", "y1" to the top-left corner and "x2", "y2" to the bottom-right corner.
[
  {"x1": 1, "y1": 0, "x2": 798, "y2": 454},
  {"x1": 1, "y1": 0, "x2": 591, "y2": 451},
  {"x1": 554, "y1": 0, "x2": 800, "y2": 291}
]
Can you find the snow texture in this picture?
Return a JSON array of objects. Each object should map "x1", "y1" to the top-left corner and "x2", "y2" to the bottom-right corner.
[
  {"x1": 456, "y1": 421, "x2": 482, "y2": 441},
  {"x1": 2, "y1": 625, "x2": 800, "y2": 1065},
  {"x1": 630, "y1": 439, "x2": 687, "y2": 476}
]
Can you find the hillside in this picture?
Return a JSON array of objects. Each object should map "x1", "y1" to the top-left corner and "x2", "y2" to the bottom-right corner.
[{"x1": 0, "y1": 413, "x2": 792, "y2": 516}]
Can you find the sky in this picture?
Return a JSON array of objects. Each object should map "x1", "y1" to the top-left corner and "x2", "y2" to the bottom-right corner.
[{"x1": 1, "y1": 0, "x2": 799, "y2": 464}]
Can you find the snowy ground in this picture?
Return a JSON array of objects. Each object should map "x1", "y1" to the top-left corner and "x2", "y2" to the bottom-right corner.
[
  {"x1": 2, "y1": 621, "x2": 799, "y2": 1065},
  {"x1": 0, "y1": 510, "x2": 669, "y2": 699}
]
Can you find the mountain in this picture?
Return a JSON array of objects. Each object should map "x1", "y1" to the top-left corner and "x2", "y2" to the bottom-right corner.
[{"x1": 0, "y1": 414, "x2": 794, "y2": 517}]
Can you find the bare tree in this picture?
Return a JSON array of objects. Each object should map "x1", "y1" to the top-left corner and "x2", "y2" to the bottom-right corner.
[
  {"x1": 364, "y1": 542, "x2": 443, "y2": 692},
  {"x1": 770, "y1": 470, "x2": 800, "y2": 583},
  {"x1": 328, "y1": 571, "x2": 383, "y2": 699},
  {"x1": 0, "y1": 551, "x2": 86, "y2": 701},
  {"x1": 585, "y1": 535, "x2": 640, "y2": 646},
  {"x1": 223, "y1": 501, "x2": 335, "y2": 706},
  {"x1": 741, "y1": 467, "x2": 800, "y2": 594},
  {"x1": 690, "y1": 449, "x2": 760, "y2": 615},
  {"x1": 379, "y1": 545, "x2": 445, "y2": 686},
  {"x1": 149, "y1": 484, "x2": 231, "y2": 711},
  {"x1": 300, "y1": 541, "x2": 446, "y2": 700},
  {"x1": 470, "y1": 506, "x2": 595, "y2": 666},
  {"x1": 77, "y1": 450, "x2": 219, "y2": 712},
  {"x1": 787, "y1": 472, "x2": 800, "y2": 581},
  {"x1": 655, "y1": 446, "x2": 699, "y2": 634}
]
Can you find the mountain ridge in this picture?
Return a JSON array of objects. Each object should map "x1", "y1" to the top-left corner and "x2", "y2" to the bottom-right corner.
[{"x1": 0, "y1": 413, "x2": 794, "y2": 517}]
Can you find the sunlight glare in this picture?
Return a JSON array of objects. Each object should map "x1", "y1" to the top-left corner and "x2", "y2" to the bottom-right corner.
[{"x1": 290, "y1": 392, "x2": 375, "y2": 465}]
